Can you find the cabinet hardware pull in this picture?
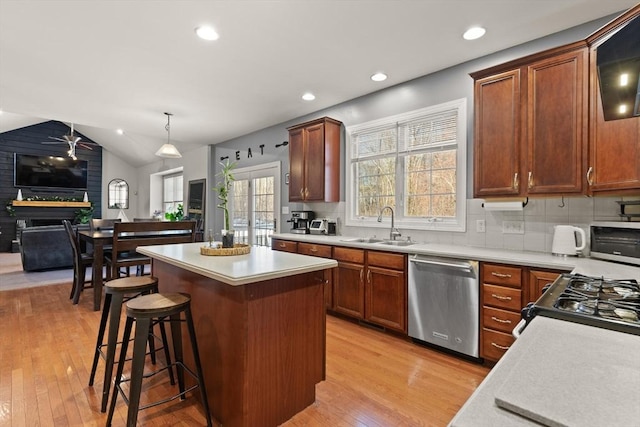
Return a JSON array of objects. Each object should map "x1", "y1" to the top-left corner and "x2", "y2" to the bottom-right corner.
[
  {"x1": 300, "y1": 188, "x2": 304, "y2": 198},
  {"x1": 367, "y1": 270, "x2": 371, "y2": 283},
  {"x1": 491, "y1": 316, "x2": 512, "y2": 324},
  {"x1": 310, "y1": 247, "x2": 318, "y2": 252},
  {"x1": 491, "y1": 272, "x2": 512, "y2": 278},
  {"x1": 279, "y1": 243, "x2": 286, "y2": 248},
  {"x1": 513, "y1": 172, "x2": 519, "y2": 191},
  {"x1": 586, "y1": 166, "x2": 594, "y2": 186},
  {"x1": 528, "y1": 171, "x2": 533, "y2": 189},
  {"x1": 490, "y1": 342, "x2": 510, "y2": 350},
  {"x1": 360, "y1": 269, "x2": 363, "y2": 283},
  {"x1": 491, "y1": 294, "x2": 512, "y2": 301}
]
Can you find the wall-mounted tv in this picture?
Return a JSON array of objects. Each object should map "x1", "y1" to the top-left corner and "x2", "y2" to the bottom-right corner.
[{"x1": 14, "y1": 153, "x2": 88, "y2": 190}]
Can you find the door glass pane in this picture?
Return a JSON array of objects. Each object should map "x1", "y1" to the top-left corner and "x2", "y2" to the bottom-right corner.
[
  {"x1": 232, "y1": 179, "x2": 249, "y2": 244},
  {"x1": 253, "y1": 176, "x2": 274, "y2": 247}
]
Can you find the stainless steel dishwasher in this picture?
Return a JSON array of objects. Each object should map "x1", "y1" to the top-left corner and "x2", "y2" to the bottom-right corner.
[{"x1": 408, "y1": 254, "x2": 479, "y2": 358}]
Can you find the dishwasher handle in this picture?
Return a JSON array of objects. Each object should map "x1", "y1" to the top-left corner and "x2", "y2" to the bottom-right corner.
[{"x1": 409, "y1": 255, "x2": 475, "y2": 272}]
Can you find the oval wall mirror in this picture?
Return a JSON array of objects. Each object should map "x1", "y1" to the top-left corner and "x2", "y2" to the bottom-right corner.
[{"x1": 108, "y1": 178, "x2": 129, "y2": 209}]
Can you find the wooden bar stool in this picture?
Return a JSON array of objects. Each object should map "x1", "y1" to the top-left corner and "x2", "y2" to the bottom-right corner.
[
  {"x1": 106, "y1": 293, "x2": 213, "y2": 427},
  {"x1": 88, "y1": 276, "x2": 174, "y2": 413}
]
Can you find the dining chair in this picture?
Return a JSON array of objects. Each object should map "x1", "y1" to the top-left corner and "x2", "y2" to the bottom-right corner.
[
  {"x1": 63, "y1": 220, "x2": 94, "y2": 304},
  {"x1": 105, "y1": 221, "x2": 197, "y2": 280}
]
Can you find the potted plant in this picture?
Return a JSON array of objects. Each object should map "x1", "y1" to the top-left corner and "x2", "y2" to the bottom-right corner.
[
  {"x1": 164, "y1": 203, "x2": 184, "y2": 221},
  {"x1": 214, "y1": 159, "x2": 236, "y2": 248}
]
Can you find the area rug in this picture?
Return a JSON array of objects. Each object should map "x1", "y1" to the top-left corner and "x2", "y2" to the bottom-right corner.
[{"x1": 0, "y1": 252, "x2": 79, "y2": 291}]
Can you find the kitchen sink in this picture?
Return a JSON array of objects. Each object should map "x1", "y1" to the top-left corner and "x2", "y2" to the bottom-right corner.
[
  {"x1": 340, "y1": 237, "x2": 385, "y2": 243},
  {"x1": 376, "y1": 240, "x2": 415, "y2": 247}
]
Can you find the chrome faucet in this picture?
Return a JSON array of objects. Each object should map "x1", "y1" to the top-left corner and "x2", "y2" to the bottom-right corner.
[{"x1": 377, "y1": 206, "x2": 401, "y2": 240}]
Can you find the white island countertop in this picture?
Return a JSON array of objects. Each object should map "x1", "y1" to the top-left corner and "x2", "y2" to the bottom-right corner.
[
  {"x1": 449, "y1": 316, "x2": 640, "y2": 427},
  {"x1": 137, "y1": 242, "x2": 337, "y2": 286}
]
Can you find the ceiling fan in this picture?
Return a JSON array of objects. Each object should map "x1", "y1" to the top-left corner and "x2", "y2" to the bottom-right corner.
[{"x1": 41, "y1": 123, "x2": 97, "y2": 159}]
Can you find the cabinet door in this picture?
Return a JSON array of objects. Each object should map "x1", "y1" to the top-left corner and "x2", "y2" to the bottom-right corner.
[
  {"x1": 288, "y1": 127, "x2": 305, "y2": 202},
  {"x1": 526, "y1": 48, "x2": 587, "y2": 194},
  {"x1": 589, "y1": 46, "x2": 640, "y2": 192},
  {"x1": 473, "y1": 69, "x2": 522, "y2": 197},
  {"x1": 334, "y1": 261, "x2": 364, "y2": 319},
  {"x1": 365, "y1": 266, "x2": 406, "y2": 332},
  {"x1": 529, "y1": 270, "x2": 561, "y2": 301},
  {"x1": 303, "y1": 123, "x2": 326, "y2": 201}
]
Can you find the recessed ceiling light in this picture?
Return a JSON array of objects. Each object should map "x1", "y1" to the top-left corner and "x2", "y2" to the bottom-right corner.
[
  {"x1": 116, "y1": 129, "x2": 124, "y2": 135},
  {"x1": 371, "y1": 72, "x2": 388, "y2": 82},
  {"x1": 620, "y1": 73, "x2": 629, "y2": 86},
  {"x1": 619, "y1": 104, "x2": 628, "y2": 114},
  {"x1": 195, "y1": 25, "x2": 219, "y2": 41},
  {"x1": 302, "y1": 92, "x2": 316, "y2": 101},
  {"x1": 463, "y1": 26, "x2": 486, "y2": 40}
]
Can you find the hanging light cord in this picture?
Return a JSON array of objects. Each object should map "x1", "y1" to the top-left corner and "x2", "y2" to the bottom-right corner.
[{"x1": 165, "y1": 112, "x2": 172, "y2": 143}]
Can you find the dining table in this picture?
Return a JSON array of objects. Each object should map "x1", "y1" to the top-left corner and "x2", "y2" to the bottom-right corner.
[
  {"x1": 78, "y1": 226, "x2": 196, "y2": 311},
  {"x1": 78, "y1": 229, "x2": 114, "y2": 311}
]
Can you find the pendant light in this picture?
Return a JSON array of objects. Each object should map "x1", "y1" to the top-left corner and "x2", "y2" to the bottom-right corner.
[{"x1": 155, "y1": 112, "x2": 182, "y2": 158}]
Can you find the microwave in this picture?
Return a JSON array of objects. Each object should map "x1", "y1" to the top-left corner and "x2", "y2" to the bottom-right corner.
[{"x1": 590, "y1": 222, "x2": 640, "y2": 266}]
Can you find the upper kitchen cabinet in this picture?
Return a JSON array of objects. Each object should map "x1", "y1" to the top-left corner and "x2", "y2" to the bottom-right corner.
[
  {"x1": 472, "y1": 43, "x2": 588, "y2": 198},
  {"x1": 473, "y1": 69, "x2": 522, "y2": 197},
  {"x1": 586, "y1": 5, "x2": 640, "y2": 194},
  {"x1": 287, "y1": 117, "x2": 342, "y2": 202}
]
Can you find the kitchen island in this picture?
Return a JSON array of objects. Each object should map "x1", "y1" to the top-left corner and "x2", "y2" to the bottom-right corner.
[{"x1": 136, "y1": 242, "x2": 337, "y2": 427}]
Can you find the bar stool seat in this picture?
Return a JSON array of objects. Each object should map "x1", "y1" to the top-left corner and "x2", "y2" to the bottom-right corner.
[
  {"x1": 89, "y1": 276, "x2": 174, "y2": 413},
  {"x1": 106, "y1": 292, "x2": 213, "y2": 427}
]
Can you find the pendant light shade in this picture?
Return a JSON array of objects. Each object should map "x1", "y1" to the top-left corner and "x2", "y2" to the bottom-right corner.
[{"x1": 155, "y1": 112, "x2": 182, "y2": 158}]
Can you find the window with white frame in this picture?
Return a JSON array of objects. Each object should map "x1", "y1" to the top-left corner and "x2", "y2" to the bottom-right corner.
[
  {"x1": 163, "y1": 172, "x2": 183, "y2": 216},
  {"x1": 346, "y1": 98, "x2": 467, "y2": 232}
]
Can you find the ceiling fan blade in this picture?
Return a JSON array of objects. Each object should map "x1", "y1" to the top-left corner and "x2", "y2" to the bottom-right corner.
[
  {"x1": 41, "y1": 140, "x2": 66, "y2": 144},
  {"x1": 78, "y1": 142, "x2": 94, "y2": 150}
]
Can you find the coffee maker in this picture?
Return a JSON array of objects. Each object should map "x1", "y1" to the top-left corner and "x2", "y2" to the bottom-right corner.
[{"x1": 289, "y1": 211, "x2": 315, "y2": 234}]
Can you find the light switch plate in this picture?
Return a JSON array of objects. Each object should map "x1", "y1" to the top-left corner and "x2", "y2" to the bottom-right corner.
[
  {"x1": 476, "y1": 219, "x2": 486, "y2": 233},
  {"x1": 503, "y1": 220, "x2": 525, "y2": 234},
  {"x1": 282, "y1": 206, "x2": 289, "y2": 214}
]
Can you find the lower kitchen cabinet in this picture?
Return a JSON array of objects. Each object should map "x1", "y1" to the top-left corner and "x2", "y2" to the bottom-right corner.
[
  {"x1": 273, "y1": 239, "x2": 335, "y2": 309},
  {"x1": 480, "y1": 263, "x2": 567, "y2": 363},
  {"x1": 298, "y1": 242, "x2": 334, "y2": 309},
  {"x1": 480, "y1": 263, "x2": 523, "y2": 362},
  {"x1": 334, "y1": 247, "x2": 407, "y2": 333},
  {"x1": 529, "y1": 269, "x2": 562, "y2": 301}
]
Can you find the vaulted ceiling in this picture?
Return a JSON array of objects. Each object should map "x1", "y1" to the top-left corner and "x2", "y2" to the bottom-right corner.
[{"x1": 0, "y1": 1, "x2": 637, "y2": 166}]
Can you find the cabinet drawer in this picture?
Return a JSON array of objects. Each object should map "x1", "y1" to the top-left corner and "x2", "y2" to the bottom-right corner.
[
  {"x1": 482, "y1": 284, "x2": 522, "y2": 311},
  {"x1": 334, "y1": 246, "x2": 365, "y2": 264},
  {"x1": 482, "y1": 264, "x2": 522, "y2": 288},
  {"x1": 298, "y1": 242, "x2": 332, "y2": 258},
  {"x1": 272, "y1": 239, "x2": 298, "y2": 253},
  {"x1": 367, "y1": 250, "x2": 405, "y2": 270},
  {"x1": 483, "y1": 307, "x2": 521, "y2": 334},
  {"x1": 482, "y1": 328, "x2": 515, "y2": 361}
]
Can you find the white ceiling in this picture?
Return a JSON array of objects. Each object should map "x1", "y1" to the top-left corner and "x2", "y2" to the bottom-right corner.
[{"x1": 0, "y1": 0, "x2": 637, "y2": 167}]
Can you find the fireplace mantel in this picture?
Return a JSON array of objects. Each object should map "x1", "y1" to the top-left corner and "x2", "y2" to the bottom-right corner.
[{"x1": 12, "y1": 200, "x2": 91, "y2": 208}]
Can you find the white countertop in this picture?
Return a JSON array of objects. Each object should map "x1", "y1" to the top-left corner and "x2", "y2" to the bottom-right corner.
[
  {"x1": 448, "y1": 316, "x2": 640, "y2": 427},
  {"x1": 272, "y1": 233, "x2": 640, "y2": 281},
  {"x1": 137, "y1": 242, "x2": 337, "y2": 286}
]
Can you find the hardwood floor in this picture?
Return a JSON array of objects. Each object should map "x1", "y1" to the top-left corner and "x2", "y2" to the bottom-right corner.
[{"x1": 0, "y1": 283, "x2": 489, "y2": 426}]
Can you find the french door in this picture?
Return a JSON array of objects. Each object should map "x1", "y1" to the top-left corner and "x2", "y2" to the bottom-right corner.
[{"x1": 231, "y1": 162, "x2": 281, "y2": 247}]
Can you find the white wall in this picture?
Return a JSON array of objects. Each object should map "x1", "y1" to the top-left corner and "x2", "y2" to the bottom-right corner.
[
  {"x1": 133, "y1": 145, "x2": 210, "y2": 222},
  {"x1": 101, "y1": 150, "x2": 138, "y2": 219}
]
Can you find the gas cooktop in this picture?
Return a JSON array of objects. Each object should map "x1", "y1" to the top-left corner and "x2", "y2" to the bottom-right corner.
[{"x1": 524, "y1": 273, "x2": 640, "y2": 335}]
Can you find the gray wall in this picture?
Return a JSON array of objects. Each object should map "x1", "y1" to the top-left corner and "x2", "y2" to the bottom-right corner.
[{"x1": 210, "y1": 14, "x2": 628, "y2": 252}]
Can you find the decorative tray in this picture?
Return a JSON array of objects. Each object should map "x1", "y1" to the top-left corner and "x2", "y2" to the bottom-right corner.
[{"x1": 200, "y1": 244, "x2": 250, "y2": 256}]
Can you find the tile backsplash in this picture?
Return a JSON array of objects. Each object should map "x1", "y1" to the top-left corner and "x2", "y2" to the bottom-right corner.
[{"x1": 303, "y1": 196, "x2": 638, "y2": 255}]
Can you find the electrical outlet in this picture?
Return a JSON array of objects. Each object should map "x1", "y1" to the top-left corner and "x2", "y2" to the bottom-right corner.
[
  {"x1": 502, "y1": 220, "x2": 525, "y2": 234},
  {"x1": 476, "y1": 219, "x2": 486, "y2": 233}
]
